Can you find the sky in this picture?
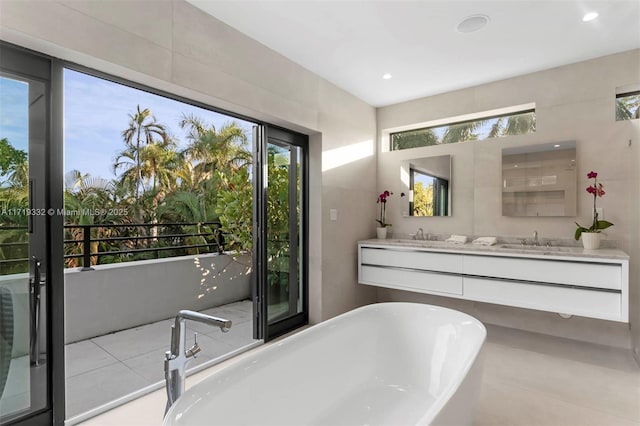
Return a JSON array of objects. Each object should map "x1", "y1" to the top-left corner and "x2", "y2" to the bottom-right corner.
[
  {"x1": 0, "y1": 69, "x2": 255, "y2": 180},
  {"x1": 0, "y1": 76, "x2": 28, "y2": 152}
]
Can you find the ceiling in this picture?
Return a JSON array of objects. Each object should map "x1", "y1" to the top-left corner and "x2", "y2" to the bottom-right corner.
[{"x1": 187, "y1": 1, "x2": 640, "y2": 107}]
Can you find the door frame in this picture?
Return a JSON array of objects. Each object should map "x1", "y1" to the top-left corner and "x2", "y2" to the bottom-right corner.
[
  {"x1": 253, "y1": 125, "x2": 309, "y2": 341},
  {"x1": 0, "y1": 42, "x2": 65, "y2": 426}
]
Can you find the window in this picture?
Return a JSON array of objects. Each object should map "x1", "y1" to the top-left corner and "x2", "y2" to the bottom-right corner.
[
  {"x1": 616, "y1": 91, "x2": 640, "y2": 121},
  {"x1": 390, "y1": 108, "x2": 536, "y2": 151},
  {"x1": 63, "y1": 69, "x2": 256, "y2": 267}
]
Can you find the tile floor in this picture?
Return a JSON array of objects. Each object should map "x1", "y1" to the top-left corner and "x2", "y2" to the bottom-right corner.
[
  {"x1": 80, "y1": 321, "x2": 640, "y2": 426},
  {"x1": 65, "y1": 300, "x2": 257, "y2": 420},
  {"x1": 475, "y1": 325, "x2": 640, "y2": 425}
]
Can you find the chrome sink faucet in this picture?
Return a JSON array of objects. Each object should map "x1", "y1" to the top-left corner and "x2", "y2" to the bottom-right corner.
[
  {"x1": 415, "y1": 228, "x2": 424, "y2": 240},
  {"x1": 164, "y1": 310, "x2": 232, "y2": 414},
  {"x1": 533, "y1": 230, "x2": 539, "y2": 246}
]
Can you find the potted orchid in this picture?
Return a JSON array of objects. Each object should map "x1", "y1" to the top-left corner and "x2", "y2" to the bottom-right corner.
[
  {"x1": 574, "y1": 171, "x2": 613, "y2": 249},
  {"x1": 376, "y1": 190, "x2": 393, "y2": 239}
]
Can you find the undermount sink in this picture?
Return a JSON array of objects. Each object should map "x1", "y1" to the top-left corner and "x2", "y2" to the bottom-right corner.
[{"x1": 499, "y1": 244, "x2": 575, "y2": 253}]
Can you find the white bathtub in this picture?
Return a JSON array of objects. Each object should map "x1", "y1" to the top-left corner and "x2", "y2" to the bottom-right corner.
[{"x1": 164, "y1": 302, "x2": 486, "y2": 425}]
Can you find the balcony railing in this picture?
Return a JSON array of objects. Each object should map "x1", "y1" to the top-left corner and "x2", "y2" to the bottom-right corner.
[{"x1": 0, "y1": 221, "x2": 224, "y2": 271}]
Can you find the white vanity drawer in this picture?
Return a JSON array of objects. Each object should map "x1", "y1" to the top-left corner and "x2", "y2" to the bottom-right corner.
[
  {"x1": 361, "y1": 265, "x2": 463, "y2": 295},
  {"x1": 361, "y1": 247, "x2": 462, "y2": 274},
  {"x1": 463, "y1": 277, "x2": 621, "y2": 321},
  {"x1": 463, "y1": 255, "x2": 621, "y2": 290}
]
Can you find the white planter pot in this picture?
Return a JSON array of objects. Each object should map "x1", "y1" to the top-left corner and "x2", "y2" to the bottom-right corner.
[
  {"x1": 376, "y1": 227, "x2": 388, "y2": 239},
  {"x1": 581, "y1": 232, "x2": 601, "y2": 250}
]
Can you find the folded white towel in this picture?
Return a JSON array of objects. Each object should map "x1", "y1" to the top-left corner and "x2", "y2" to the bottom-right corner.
[
  {"x1": 472, "y1": 237, "x2": 498, "y2": 246},
  {"x1": 445, "y1": 234, "x2": 468, "y2": 244}
]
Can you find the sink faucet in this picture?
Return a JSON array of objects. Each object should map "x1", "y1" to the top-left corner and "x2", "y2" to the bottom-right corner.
[
  {"x1": 164, "y1": 310, "x2": 232, "y2": 414},
  {"x1": 533, "y1": 230, "x2": 539, "y2": 246},
  {"x1": 415, "y1": 228, "x2": 424, "y2": 240}
]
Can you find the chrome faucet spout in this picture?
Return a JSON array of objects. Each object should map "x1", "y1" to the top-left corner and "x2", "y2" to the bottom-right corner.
[
  {"x1": 533, "y1": 230, "x2": 539, "y2": 246},
  {"x1": 176, "y1": 310, "x2": 232, "y2": 332},
  {"x1": 164, "y1": 310, "x2": 232, "y2": 415}
]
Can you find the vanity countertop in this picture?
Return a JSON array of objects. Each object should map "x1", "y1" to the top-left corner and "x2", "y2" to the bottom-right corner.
[{"x1": 359, "y1": 238, "x2": 629, "y2": 261}]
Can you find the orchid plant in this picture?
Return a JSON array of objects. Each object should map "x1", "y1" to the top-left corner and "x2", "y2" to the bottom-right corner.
[
  {"x1": 574, "y1": 171, "x2": 614, "y2": 240},
  {"x1": 376, "y1": 190, "x2": 393, "y2": 227}
]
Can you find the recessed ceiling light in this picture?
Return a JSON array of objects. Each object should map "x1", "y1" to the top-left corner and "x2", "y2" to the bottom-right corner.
[
  {"x1": 553, "y1": 144, "x2": 561, "y2": 148},
  {"x1": 382, "y1": 73, "x2": 392, "y2": 80},
  {"x1": 514, "y1": 164, "x2": 519, "y2": 168},
  {"x1": 582, "y1": 12, "x2": 599, "y2": 22},
  {"x1": 456, "y1": 14, "x2": 490, "y2": 33}
]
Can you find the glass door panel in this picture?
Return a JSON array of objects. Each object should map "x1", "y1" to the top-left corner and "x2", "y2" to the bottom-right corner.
[
  {"x1": 0, "y1": 54, "x2": 49, "y2": 424},
  {"x1": 266, "y1": 142, "x2": 302, "y2": 322},
  {"x1": 260, "y1": 126, "x2": 307, "y2": 340}
]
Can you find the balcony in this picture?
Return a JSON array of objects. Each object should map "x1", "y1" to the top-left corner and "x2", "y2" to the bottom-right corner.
[{"x1": 0, "y1": 222, "x2": 259, "y2": 422}]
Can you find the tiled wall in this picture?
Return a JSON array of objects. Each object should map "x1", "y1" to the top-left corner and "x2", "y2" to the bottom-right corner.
[{"x1": 376, "y1": 50, "x2": 640, "y2": 348}]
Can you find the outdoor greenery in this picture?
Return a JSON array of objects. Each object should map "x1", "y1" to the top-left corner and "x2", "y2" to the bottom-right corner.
[
  {"x1": 0, "y1": 138, "x2": 29, "y2": 274},
  {"x1": 391, "y1": 110, "x2": 536, "y2": 151},
  {"x1": 412, "y1": 182, "x2": 434, "y2": 216},
  {"x1": 0, "y1": 105, "x2": 283, "y2": 271}
]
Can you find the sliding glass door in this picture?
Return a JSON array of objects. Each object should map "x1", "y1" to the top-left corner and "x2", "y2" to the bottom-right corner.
[
  {"x1": 0, "y1": 43, "x2": 63, "y2": 425},
  {"x1": 254, "y1": 126, "x2": 307, "y2": 341}
]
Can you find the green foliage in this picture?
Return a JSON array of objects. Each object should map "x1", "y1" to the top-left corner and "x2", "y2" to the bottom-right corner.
[
  {"x1": 0, "y1": 138, "x2": 29, "y2": 273},
  {"x1": 413, "y1": 182, "x2": 434, "y2": 216},
  {"x1": 391, "y1": 111, "x2": 536, "y2": 151},
  {"x1": 574, "y1": 220, "x2": 614, "y2": 240},
  {"x1": 0, "y1": 106, "x2": 262, "y2": 269},
  {"x1": 59, "y1": 105, "x2": 256, "y2": 266},
  {"x1": 391, "y1": 129, "x2": 439, "y2": 150},
  {"x1": 0, "y1": 138, "x2": 26, "y2": 177},
  {"x1": 215, "y1": 168, "x2": 253, "y2": 252}
]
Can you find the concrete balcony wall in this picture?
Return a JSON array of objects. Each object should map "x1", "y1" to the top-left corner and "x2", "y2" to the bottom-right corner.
[{"x1": 64, "y1": 253, "x2": 252, "y2": 344}]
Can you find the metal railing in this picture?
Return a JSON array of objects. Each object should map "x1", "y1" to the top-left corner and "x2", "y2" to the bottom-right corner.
[{"x1": 0, "y1": 222, "x2": 224, "y2": 270}]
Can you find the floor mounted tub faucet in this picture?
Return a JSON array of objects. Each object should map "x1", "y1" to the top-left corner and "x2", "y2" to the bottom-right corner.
[{"x1": 164, "y1": 310, "x2": 232, "y2": 415}]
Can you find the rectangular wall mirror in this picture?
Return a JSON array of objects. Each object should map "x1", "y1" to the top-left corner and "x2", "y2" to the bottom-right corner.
[
  {"x1": 401, "y1": 155, "x2": 452, "y2": 217},
  {"x1": 502, "y1": 141, "x2": 576, "y2": 217}
]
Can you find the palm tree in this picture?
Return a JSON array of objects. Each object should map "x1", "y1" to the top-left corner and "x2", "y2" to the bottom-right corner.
[
  {"x1": 139, "y1": 143, "x2": 179, "y2": 193},
  {"x1": 489, "y1": 113, "x2": 536, "y2": 138},
  {"x1": 121, "y1": 105, "x2": 171, "y2": 199},
  {"x1": 441, "y1": 121, "x2": 483, "y2": 144},
  {"x1": 63, "y1": 171, "x2": 125, "y2": 267},
  {"x1": 179, "y1": 114, "x2": 252, "y2": 183},
  {"x1": 391, "y1": 128, "x2": 439, "y2": 150}
]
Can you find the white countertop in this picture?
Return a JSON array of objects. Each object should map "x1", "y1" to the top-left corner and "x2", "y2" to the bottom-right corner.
[{"x1": 359, "y1": 238, "x2": 629, "y2": 261}]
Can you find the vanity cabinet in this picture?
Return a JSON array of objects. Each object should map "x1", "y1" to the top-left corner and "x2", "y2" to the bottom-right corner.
[{"x1": 358, "y1": 243, "x2": 628, "y2": 322}]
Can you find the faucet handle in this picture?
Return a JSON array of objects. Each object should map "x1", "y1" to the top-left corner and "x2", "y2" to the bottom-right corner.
[{"x1": 186, "y1": 332, "x2": 201, "y2": 358}]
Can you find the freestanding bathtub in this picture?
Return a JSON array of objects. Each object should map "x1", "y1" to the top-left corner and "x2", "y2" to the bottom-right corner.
[{"x1": 163, "y1": 302, "x2": 486, "y2": 425}]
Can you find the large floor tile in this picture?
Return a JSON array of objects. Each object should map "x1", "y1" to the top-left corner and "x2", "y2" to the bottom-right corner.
[
  {"x1": 90, "y1": 319, "x2": 173, "y2": 361},
  {"x1": 65, "y1": 340, "x2": 119, "y2": 378},
  {"x1": 482, "y1": 341, "x2": 640, "y2": 422},
  {"x1": 65, "y1": 362, "x2": 151, "y2": 418},
  {"x1": 476, "y1": 377, "x2": 640, "y2": 426},
  {"x1": 486, "y1": 324, "x2": 639, "y2": 373}
]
